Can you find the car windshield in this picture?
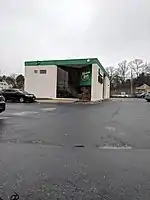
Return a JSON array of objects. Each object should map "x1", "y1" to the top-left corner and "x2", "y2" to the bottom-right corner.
[{"x1": 17, "y1": 90, "x2": 28, "y2": 95}]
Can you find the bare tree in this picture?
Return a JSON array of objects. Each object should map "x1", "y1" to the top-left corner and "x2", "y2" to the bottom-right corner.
[
  {"x1": 130, "y1": 59, "x2": 144, "y2": 77},
  {"x1": 117, "y1": 60, "x2": 129, "y2": 83},
  {"x1": 106, "y1": 66, "x2": 122, "y2": 89},
  {"x1": 10, "y1": 73, "x2": 17, "y2": 79},
  {"x1": 5, "y1": 76, "x2": 16, "y2": 88},
  {"x1": 106, "y1": 66, "x2": 116, "y2": 83},
  {"x1": 16, "y1": 74, "x2": 25, "y2": 89},
  {"x1": 143, "y1": 62, "x2": 150, "y2": 74}
]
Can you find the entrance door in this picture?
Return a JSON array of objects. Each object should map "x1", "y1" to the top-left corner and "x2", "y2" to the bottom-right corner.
[{"x1": 79, "y1": 86, "x2": 91, "y2": 101}]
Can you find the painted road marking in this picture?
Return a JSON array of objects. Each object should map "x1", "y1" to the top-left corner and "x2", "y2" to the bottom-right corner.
[
  {"x1": 12, "y1": 111, "x2": 39, "y2": 116},
  {"x1": 5, "y1": 108, "x2": 56, "y2": 117},
  {"x1": 105, "y1": 126, "x2": 116, "y2": 132},
  {"x1": 41, "y1": 108, "x2": 56, "y2": 111},
  {"x1": 0, "y1": 116, "x2": 10, "y2": 119},
  {"x1": 99, "y1": 146, "x2": 132, "y2": 150}
]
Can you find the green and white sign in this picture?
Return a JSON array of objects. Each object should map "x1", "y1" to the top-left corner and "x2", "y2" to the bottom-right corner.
[
  {"x1": 81, "y1": 71, "x2": 90, "y2": 81},
  {"x1": 80, "y1": 66, "x2": 92, "y2": 86}
]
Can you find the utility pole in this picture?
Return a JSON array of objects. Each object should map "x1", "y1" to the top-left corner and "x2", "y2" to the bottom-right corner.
[{"x1": 131, "y1": 69, "x2": 133, "y2": 94}]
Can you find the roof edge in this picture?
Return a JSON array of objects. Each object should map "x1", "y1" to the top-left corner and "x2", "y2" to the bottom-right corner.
[
  {"x1": 93, "y1": 58, "x2": 109, "y2": 78},
  {"x1": 25, "y1": 58, "x2": 109, "y2": 78}
]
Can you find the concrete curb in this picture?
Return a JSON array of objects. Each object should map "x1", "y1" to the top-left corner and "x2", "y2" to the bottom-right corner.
[
  {"x1": 73, "y1": 99, "x2": 107, "y2": 104},
  {"x1": 36, "y1": 98, "x2": 109, "y2": 104},
  {"x1": 36, "y1": 99, "x2": 76, "y2": 104}
]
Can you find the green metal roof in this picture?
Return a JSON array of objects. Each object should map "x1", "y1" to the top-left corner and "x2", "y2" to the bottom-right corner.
[{"x1": 25, "y1": 58, "x2": 109, "y2": 78}]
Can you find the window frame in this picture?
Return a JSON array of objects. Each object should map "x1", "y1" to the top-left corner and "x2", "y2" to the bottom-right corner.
[
  {"x1": 34, "y1": 70, "x2": 38, "y2": 74},
  {"x1": 40, "y1": 69, "x2": 47, "y2": 74}
]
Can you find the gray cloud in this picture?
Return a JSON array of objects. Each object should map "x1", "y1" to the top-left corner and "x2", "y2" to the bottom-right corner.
[{"x1": 0, "y1": 0, "x2": 150, "y2": 74}]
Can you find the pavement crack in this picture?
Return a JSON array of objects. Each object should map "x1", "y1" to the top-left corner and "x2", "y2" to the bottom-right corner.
[{"x1": 112, "y1": 106, "x2": 120, "y2": 118}]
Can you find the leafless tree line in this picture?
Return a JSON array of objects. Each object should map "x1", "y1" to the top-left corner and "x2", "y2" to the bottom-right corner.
[
  {"x1": 106, "y1": 59, "x2": 150, "y2": 89},
  {"x1": 0, "y1": 74, "x2": 24, "y2": 89}
]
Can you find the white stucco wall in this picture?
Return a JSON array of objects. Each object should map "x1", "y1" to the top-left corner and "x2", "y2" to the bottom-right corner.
[
  {"x1": 91, "y1": 64, "x2": 110, "y2": 101},
  {"x1": 104, "y1": 76, "x2": 110, "y2": 99},
  {"x1": 91, "y1": 64, "x2": 104, "y2": 101},
  {"x1": 25, "y1": 65, "x2": 57, "y2": 98}
]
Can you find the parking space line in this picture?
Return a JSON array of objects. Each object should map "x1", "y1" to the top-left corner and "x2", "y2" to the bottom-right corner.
[
  {"x1": 2, "y1": 107, "x2": 57, "y2": 118},
  {"x1": 40, "y1": 108, "x2": 56, "y2": 111},
  {"x1": 99, "y1": 146, "x2": 132, "y2": 150},
  {"x1": 0, "y1": 116, "x2": 10, "y2": 119},
  {"x1": 11, "y1": 111, "x2": 39, "y2": 116}
]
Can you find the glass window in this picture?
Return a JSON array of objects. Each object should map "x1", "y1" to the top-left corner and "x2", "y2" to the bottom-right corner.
[
  {"x1": 40, "y1": 70, "x2": 47, "y2": 74},
  {"x1": 34, "y1": 70, "x2": 38, "y2": 74},
  {"x1": 5, "y1": 89, "x2": 13, "y2": 92}
]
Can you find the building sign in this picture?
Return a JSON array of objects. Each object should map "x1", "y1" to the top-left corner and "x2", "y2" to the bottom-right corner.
[
  {"x1": 80, "y1": 66, "x2": 92, "y2": 86},
  {"x1": 81, "y1": 71, "x2": 90, "y2": 81}
]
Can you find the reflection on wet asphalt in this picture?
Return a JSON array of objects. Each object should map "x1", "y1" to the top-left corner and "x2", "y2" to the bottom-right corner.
[
  {"x1": 0, "y1": 100, "x2": 150, "y2": 199},
  {"x1": 0, "y1": 119, "x2": 6, "y2": 138}
]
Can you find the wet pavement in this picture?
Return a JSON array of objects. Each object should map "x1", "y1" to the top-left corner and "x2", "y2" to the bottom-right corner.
[{"x1": 0, "y1": 99, "x2": 150, "y2": 199}]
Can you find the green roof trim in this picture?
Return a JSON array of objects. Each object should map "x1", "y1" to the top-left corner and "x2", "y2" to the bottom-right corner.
[{"x1": 25, "y1": 58, "x2": 109, "y2": 78}]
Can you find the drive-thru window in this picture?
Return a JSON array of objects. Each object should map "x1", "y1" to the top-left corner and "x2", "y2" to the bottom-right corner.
[{"x1": 25, "y1": 58, "x2": 110, "y2": 101}]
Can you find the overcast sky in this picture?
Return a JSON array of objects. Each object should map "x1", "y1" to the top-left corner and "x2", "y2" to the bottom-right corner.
[{"x1": 0, "y1": 0, "x2": 150, "y2": 75}]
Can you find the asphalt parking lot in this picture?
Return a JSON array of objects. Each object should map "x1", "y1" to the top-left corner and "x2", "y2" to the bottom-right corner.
[{"x1": 1, "y1": 99, "x2": 150, "y2": 199}]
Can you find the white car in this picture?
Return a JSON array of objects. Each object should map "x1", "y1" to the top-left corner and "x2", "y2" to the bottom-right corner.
[{"x1": 120, "y1": 94, "x2": 129, "y2": 98}]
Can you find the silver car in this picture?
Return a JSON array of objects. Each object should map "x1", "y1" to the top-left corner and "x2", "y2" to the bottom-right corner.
[{"x1": 145, "y1": 92, "x2": 150, "y2": 102}]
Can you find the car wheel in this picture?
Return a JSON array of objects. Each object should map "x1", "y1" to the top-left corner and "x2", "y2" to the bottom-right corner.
[{"x1": 19, "y1": 97, "x2": 24, "y2": 103}]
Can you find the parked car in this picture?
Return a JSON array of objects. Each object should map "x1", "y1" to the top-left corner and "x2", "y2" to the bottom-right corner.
[
  {"x1": 120, "y1": 94, "x2": 129, "y2": 98},
  {"x1": 111, "y1": 94, "x2": 129, "y2": 98},
  {"x1": 2, "y1": 89, "x2": 36, "y2": 103},
  {"x1": 145, "y1": 93, "x2": 150, "y2": 102},
  {"x1": 127, "y1": 94, "x2": 136, "y2": 98},
  {"x1": 136, "y1": 92, "x2": 146, "y2": 98},
  {"x1": 0, "y1": 94, "x2": 5, "y2": 113}
]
